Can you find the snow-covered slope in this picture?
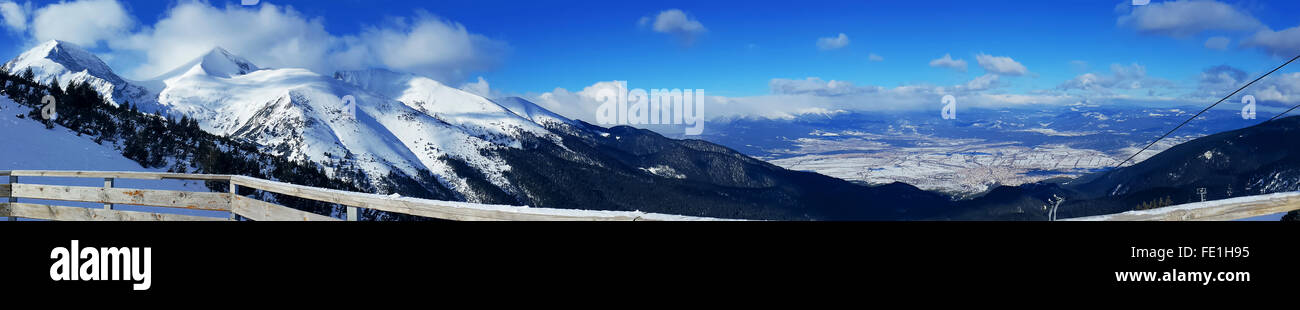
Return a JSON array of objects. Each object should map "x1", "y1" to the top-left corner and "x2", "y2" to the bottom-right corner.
[
  {"x1": 0, "y1": 43, "x2": 996, "y2": 220},
  {"x1": 1, "y1": 41, "x2": 588, "y2": 203},
  {"x1": 144, "y1": 47, "x2": 258, "y2": 86},
  {"x1": 136, "y1": 49, "x2": 578, "y2": 202},
  {"x1": 493, "y1": 96, "x2": 573, "y2": 127},
  {"x1": 333, "y1": 69, "x2": 557, "y2": 140},
  {"x1": 0, "y1": 96, "x2": 223, "y2": 219},
  {"x1": 0, "y1": 40, "x2": 153, "y2": 109}
]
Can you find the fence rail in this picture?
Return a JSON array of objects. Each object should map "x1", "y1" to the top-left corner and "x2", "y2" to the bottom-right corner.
[
  {"x1": 0, "y1": 170, "x2": 718, "y2": 221},
  {"x1": 1066, "y1": 191, "x2": 1300, "y2": 221},
  {"x1": 4, "y1": 170, "x2": 1296, "y2": 221}
]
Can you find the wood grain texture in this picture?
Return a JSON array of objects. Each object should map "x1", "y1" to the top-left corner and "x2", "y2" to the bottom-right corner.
[
  {"x1": 5, "y1": 170, "x2": 722, "y2": 221},
  {"x1": 6, "y1": 170, "x2": 232, "y2": 181},
  {"x1": 0, "y1": 203, "x2": 223, "y2": 221},
  {"x1": 1067, "y1": 192, "x2": 1300, "y2": 221},
  {"x1": 231, "y1": 176, "x2": 715, "y2": 221},
  {"x1": 231, "y1": 195, "x2": 340, "y2": 221},
  {"x1": 10, "y1": 184, "x2": 231, "y2": 211}
]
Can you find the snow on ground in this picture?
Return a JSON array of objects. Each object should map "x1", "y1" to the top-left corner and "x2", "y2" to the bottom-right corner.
[
  {"x1": 1068, "y1": 191, "x2": 1293, "y2": 221},
  {"x1": 1114, "y1": 136, "x2": 1198, "y2": 166},
  {"x1": 1, "y1": 40, "x2": 153, "y2": 109},
  {"x1": 149, "y1": 54, "x2": 560, "y2": 202},
  {"x1": 767, "y1": 133, "x2": 1120, "y2": 197},
  {"x1": 640, "y1": 165, "x2": 686, "y2": 179},
  {"x1": 493, "y1": 96, "x2": 574, "y2": 127},
  {"x1": 762, "y1": 127, "x2": 1202, "y2": 198},
  {"x1": 0, "y1": 97, "x2": 226, "y2": 220},
  {"x1": 2, "y1": 41, "x2": 587, "y2": 204}
]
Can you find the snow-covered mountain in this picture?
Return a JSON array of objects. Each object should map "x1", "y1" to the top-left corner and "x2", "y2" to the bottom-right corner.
[
  {"x1": 1, "y1": 40, "x2": 962, "y2": 220},
  {"x1": 493, "y1": 96, "x2": 574, "y2": 127},
  {"x1": 0, "y1": 96, "x2": 223, "y2": 219},
  {"x1": 0, "y1": 40, "x2": 563, "y2": 202},
  {"x1": 333, "y1": 69, "x2": 559, "y2": 142},
  {"x1": 145, "y1": 48, "x2": 562, "y2": 202},
  {"x1": 0, "y1": 40, "x2": 152, "y2": 109}
]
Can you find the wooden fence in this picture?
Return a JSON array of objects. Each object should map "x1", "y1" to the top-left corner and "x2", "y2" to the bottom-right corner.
[
  {"x1": 1066, "y1": 191, "x2": 1300, "y2": 221},
  {"x1": 4, "y1": 170, "x2": 1297, "y2": 221},
  {"x1": 0, "y1": 170, "x2": 717, "y2": 221}
]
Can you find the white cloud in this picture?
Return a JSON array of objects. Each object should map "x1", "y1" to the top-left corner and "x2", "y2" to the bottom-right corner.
[
  {"x1": 1059, "y1": 63, "x2": 1168, "y2": 94},
  {"x1": 1059, "y1": 73, "x2": 1104, "y2": 91},
  {"x1": 1196, "y1": 66, "x2": 1300, "y2": 103},
  {"x1": 526, "y1": 74, "x2": 1044, "y2": 123},
  {"x1": 1204, "y1": 36, "x2": 1231, "y2": 50},
  {"x1": 114, "y1": 2, "x2": 332, "y2": 78},
  {"x1": 343, "y1": 13, "x2": 507, "y2": 83},
  {"x1": 868, "y1": 53, "x2": 884, "y2": 62},
  {"x1": 816, "y1": 33, "x2": 849, "y2": 50},
  {"x1": 1251, "y1": 73, "x2": 1300, "y2": 103},
  {"x1": 1195, "y1": 64, "x2": 1248, "y2": 98},
  {"x1": 929, "y1": 54, "x2": 967, "y2": 72},
  {"x1": 522, "y1": 77, "x2": 1018, "y2": 123},
  {"x1": 975, "y1": 53, "x2": 1028, "y2": 76},
  {"x1": 1117, "y1": 0, "x2": 1263, "y2": 37},
  {"x1": 459, "y1": 76, "x2": 492, "y2": 98},
  {"x1": 714, "y1": 78, "x2": 1063, "y2": 119},
  {"x1": 1242, "y1": 25, "x2": 1300, "y2": 58},
  {"x1": 529, "y1": 80, "x2": 862, "y2": 122},
  {"x1": 770, "y1": 77, "x2": 881, "y2": 96},
  {"x1": 100, "y1": 2, "x2": 504, "y2": 83},
  {"x1": 529, "y1": 81, "x2": 628, "y2": 122},
  {"x1": 31, "y1": 0, "x2": 132, "y2": 47},
  {"x1": 640, "y1": 9, "x2": 706, "y2": 44},
  {"x1": 1115, "y1": 1, "x2": 1300, "y2": 58},
  {"x1": 0, "y1": 0, "x2": 27, "y2": 32},
  {"x1": 963, "y1": 74, "x2": 1000, "y2": 91}
]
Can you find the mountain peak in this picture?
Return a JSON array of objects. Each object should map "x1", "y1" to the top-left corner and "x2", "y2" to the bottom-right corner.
[
  {"x1": 2, "y1": 39, "x2": 120, "y2": 84},
  {"x1": 207, "y1": 46, "x2": 232, "y2": 55},
  {"x1": 493, "y1": 96, "x2": 574, "y2": 126},
  {"x1": 35, "y1": 39, "x2": 74, "y2": 52},
  {"x1": 149, "y1": 46, "x2": 259, "y2": 81},
  {"x1": 33, "y1": 39, "x2": 83, "y2": 54},
  {"x1": 196, "y1": 46, "x2": 258, "y2": 78}
]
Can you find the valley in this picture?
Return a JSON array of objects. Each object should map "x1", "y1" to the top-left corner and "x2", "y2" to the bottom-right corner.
[
  {"x1": 0, "y1": 40, "x2": 956, "y2": 220},
  {"x1": 697, "y1": 107, "x2": 1258, "y2": 199},
  {"x1": 2, "y1": 40, "x2": 1295, "y2": 221}
]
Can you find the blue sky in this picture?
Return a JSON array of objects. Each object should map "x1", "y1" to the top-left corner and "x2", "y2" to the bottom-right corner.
[
  {"x1": 1, "y1": 0, "x2": 1298, "y2": 120},
  {"x1": 274, "y1": 0, "x2": 1296, "y2": 96}
]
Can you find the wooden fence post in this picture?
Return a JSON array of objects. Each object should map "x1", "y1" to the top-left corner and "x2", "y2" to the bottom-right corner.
[
  {"x1": 347, "y1": 206, "x2": 358, "y2": 221},
  {"x1": 229, "y1": 181, "x2": 238, "y2": 221},
  {"x1": 7, "y1": 175, "x2": 16, "y2": 221},
  {"x1": 103, "y1": 178, "x2": 114, "y2": 210}
]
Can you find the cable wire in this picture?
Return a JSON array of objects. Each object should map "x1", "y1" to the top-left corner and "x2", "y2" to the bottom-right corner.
[{"x1": 1114, "y1": 53, "x2": 1300, "y2": 168}]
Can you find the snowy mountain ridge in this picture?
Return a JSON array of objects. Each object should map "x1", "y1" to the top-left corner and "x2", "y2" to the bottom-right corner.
[
  {"x1": 2, "y1": 40, "x2": 964, "y2": 220},
  {"x1": 2, "y1": 40, "x2": 572, "y2": 203},
  {"x1": 0, "y1": 40, "x2": 153, "y2": 108}
]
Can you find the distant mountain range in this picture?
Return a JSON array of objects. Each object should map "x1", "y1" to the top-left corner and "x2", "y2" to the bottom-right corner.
[
  {"x1": 936, "y1": 115, "x2": 1300, "y2": 220},
  {"x1": 1, "y1": 40, "x2": 958, "y2": 220},
  {"x1": 694, "y1": 104, "x2": 1266, "y2": 198},
  {"x1": 6, "y1": 40, "x2": 1294, "y2": 220}
]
